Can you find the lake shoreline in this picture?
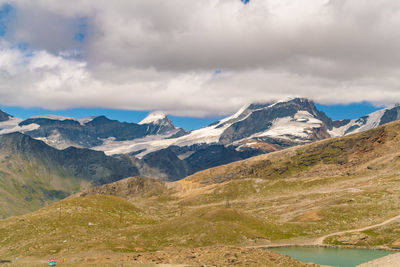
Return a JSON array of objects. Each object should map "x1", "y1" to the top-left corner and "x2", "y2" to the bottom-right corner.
[
  {"x1": 266, "y1": 245, "x2": 395, "y2": 267},
  {"x1": 251, "y1": 242, "x2": 400, "y2": 252}
]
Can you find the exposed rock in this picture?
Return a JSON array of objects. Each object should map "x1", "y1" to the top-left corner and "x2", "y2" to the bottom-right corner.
[
  {"x1": 79, "y1": 176, "x2": 166, "y2": 198},
  {"x1": 20, "y1": 114, "x2": 186, "y2": 150},
  {"x1": 390, "y1": 239, "x2": 400, "y2": 249},
  {"x1": 219, "y1": 98, "x2": 332, "y2": 144},
  {"x1": 336, "y1": 233, "x2": 370, "y2": 245},
  {"x1": 380, "y1": 106, "x2": 400, "y2": 126},
  {"x1": 0, "y1": 109, "x2": 12, "y2": 122}
]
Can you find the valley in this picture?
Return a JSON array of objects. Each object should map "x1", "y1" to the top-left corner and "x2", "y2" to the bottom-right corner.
[{"x1": 2, "y1": 120, "x2": 400, "y2": 265}]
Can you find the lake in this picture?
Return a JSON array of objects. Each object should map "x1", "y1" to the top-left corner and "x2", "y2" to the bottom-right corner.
[{"x1": 268, "y1": 246, "x2": 393, "y2": 267}]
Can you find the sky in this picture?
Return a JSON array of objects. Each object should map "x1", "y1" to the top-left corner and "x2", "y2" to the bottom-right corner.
[{"x1": 0, "y1": 0, "x2": 398, "y2": 128}]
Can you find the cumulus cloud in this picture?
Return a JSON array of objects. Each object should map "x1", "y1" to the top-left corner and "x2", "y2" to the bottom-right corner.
[{"x1": 0, "y1": 0, "x2": 399, "y2": 116}]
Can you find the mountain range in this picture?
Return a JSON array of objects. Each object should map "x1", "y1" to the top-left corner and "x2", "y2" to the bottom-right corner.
[
  {"x1": 1, "y1": 97, "x2": 400, "y2": 218},
  {"x1": 1, "y1": 98, "x2": 400, "y2": 179},
  {"x1": 3, "y1": 119, "x2": 400, "y2": 262}
]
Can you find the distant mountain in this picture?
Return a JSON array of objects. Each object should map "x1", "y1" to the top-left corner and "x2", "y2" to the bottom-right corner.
[
  {"x1": 218, "y1": 98, "x2": 333, "y2": 145},
  {"x1": 0, "y1": 113, "x2": 187, "y2": 150},
  {"x1": 137, "y1": 144, "x2": 257, "y2": 181},
  {"x1": 139, "y1": 111, "x2": 176, "y2": 134},
  {"x1": 329, "y1": 105, "x2": 400, "y2": 136},
  {"x1": 107, "y1": 98, "x2": 400, "y2": 158},
  {"x1": 0, "y1": 132, "x2": 140, "y2": 218},
  {"x1": 93, "y1": 98, "x2": 330, "y2": 157}
]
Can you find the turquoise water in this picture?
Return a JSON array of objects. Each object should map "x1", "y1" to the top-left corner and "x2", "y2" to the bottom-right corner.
[{"x1": 268, "y1": 246, "x2": 393, "y2": 267}]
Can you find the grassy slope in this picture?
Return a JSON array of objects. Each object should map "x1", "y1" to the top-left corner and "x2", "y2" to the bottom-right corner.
[
  {"x1": 0, "y1": 153, "x2": 85, "y2": 218},
  {"x1": 0, "y1": 132, "x2": 140, "y2": 219},
  {"x1": 3, "y1": 121, "x2": 400, "y2": 258}
]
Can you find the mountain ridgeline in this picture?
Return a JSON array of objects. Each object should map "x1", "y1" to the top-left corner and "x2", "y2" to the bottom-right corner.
[
  {"x1": 1, "y1": 98, "x2": 400, "y2": 218},
  {"x1": 17, "y1": 113, "x2": 187, "y2": 149},
  {"x1": 218, "y1": 98, "x2": 333, "y2": 144},
  {"x1": 1, "y1": 98, "x2": 400, "y2": 182}
]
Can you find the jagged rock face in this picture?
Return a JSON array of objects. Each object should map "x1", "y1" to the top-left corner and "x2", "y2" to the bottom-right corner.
[
  {"x1": 85, "y1": 116, "x2": 148, "y2": 140},
  {"x1": 139, "y1": 111, "x2": 189, "y2": 137},
  {"x1": 219, "y1": 98, "x2": 332, "y2": 144},
  {"x1": 333, "y1": 119, "x2": 351, "y2": 128},
  {"x1": 380, "y1": 106, "x2": 400, "y2": 125},
  {"x1": 141, "y1": 114, "x2": 176, "y2": 135},
  {"x1": 329, "y1": 105, "x2": 400, "y2": 137},
  {"x1": 18, "y1": 114, "x2": 185, "y2": 149},
  {"x1": 20, "y1": 118, "x2": 102, "y2": 148}
]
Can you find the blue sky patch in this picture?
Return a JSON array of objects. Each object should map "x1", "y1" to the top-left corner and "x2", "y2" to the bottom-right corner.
[
  {"x1": 0, "y1": 4, "x2": 13, "y2": 37},
  {"x1": 74, "y1": 17, "x2": 87, "y2": 43},
  {"x1": 316, "y1": 102, "x2": 383, "y2": 121}
]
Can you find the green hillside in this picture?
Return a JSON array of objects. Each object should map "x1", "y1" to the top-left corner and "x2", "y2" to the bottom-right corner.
[
  {"x1": 3, "y1": 121, "x2": 400, "y2": 263},
  {"x1": 0, "y1": 133, "x2": 139, "y2": 218}
]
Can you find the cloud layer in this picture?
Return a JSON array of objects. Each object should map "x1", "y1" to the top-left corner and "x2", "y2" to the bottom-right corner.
[{"x1": 0, "y1": 0, "x2": 399, "y2": 116}]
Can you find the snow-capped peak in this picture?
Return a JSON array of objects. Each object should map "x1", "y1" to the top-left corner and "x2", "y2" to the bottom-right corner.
[
  {"x1": 329, "y1": 108, "x2": 388, "y2": 137},
  {"x1": 139, "y1": 111, "x2": 168, "y2": 125},
  {"x1": 31, "y1": 115, "x2": 76, "y2": 121},
  {"x1": 270, "y1": 96, "x2": 298, "y2": 106},
  {"x1": 217, "y1": 103, "x2": 250, "y2": 125},
  {"x1": 29, "y1": 115, "x2": 96, "y2": 126}
]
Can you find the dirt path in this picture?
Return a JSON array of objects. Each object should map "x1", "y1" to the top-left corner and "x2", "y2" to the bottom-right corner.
[
  {"x1": 313, "y1": 214, "x2": 400, "y2": 245},
  {"x1": 249, "y1": 213, "x2": 400, "y2": 249}
]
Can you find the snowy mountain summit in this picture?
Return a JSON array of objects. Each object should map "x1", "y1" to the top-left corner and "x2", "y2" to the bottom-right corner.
[
  {"x1": 94, "y1": 98, "x2": 400, "y2": 158},
  {"x1": 0, "y1": 97, "x2": 399, "y2": 160},
  {"x1": 139, "y1": 111, "x2": 169, "y2": 125},
  {"x1": 139, "y1": 111, "x2": 183, "y2": 136}
]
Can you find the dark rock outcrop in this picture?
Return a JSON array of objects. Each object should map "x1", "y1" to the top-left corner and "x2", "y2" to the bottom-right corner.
[
  {"x1": 380, "y1": 106, "x2": 400, "y2": 126},
  {"x1": 0, "y1": 110, "x2": 12, "y2": 122}
]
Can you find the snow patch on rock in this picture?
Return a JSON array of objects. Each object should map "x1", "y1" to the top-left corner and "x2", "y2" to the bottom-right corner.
[
  {"x1": 139, "y1": 112, "x2": 168, "y2": 125},
  {"x1": 329, "y1": 109, "x2": 387, "y2": 137},
  {"x1": 0, "y1": 117, "x2": 40, "y2": 134},
  {"x1": 30, "y1": 115, "x2": 96, "y2": 126},
  {"x1": 252, "y1": 111, "x2": 323, "y2": 141}
]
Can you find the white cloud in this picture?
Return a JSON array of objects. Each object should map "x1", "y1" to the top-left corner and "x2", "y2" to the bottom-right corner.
[{"x1": 0, "y1": 0, "x2": 399, "y2": 116}]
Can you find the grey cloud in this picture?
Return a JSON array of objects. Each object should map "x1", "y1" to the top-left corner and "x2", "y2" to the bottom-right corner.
[{"x1": 0, "y1": 0, "x2": 399, "y2": 116}]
